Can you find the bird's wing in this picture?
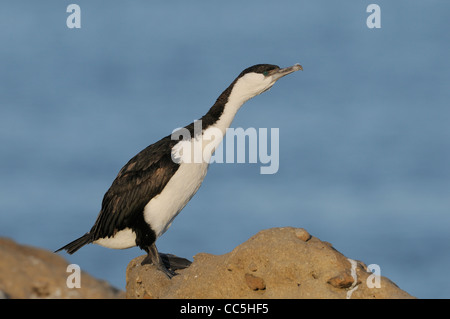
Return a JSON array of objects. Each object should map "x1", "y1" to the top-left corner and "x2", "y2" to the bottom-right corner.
[{"x1": 90, "y1": 136, "x2": 180, "y2": 239}]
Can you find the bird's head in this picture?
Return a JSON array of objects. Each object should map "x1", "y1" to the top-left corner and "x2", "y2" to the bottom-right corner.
[{"x1": 229, "y1": 63, "x2": 303, "y2": 102}]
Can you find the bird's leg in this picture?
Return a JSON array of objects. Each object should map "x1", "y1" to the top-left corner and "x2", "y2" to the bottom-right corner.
[{"x1": 141, "y1": 243, "x2": 176, "y2": 279}]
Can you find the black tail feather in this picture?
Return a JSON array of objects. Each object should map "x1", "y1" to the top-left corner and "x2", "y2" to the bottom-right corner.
[{"x1": 55, "y1": 233, "x2": 92, "y2": 254}]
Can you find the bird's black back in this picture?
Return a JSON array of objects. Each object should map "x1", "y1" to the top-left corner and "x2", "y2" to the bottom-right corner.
[{"x1": 89, "y1": 135, "x2": 180, "y2": 242}]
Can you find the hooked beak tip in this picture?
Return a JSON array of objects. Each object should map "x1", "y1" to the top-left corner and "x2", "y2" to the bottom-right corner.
[
  {"x1": 273, "y1": 63, "x2": 303, "y2": 81},
  {"x1": 289, "y1": 63, "x2": 303, "y2": 72}
]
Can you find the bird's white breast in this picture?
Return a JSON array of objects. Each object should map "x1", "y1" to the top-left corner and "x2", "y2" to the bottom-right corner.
[
  {"x1": 143, "y1": 139, "x2": 211, "y2": 239},
  {"x1": 142, "y1": 102, "x2": 244, "y2": 239}
]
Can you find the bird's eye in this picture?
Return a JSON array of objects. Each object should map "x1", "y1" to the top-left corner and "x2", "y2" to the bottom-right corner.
[{"x1": 263, "y1": 71, "x2": 269, "y2": 76}]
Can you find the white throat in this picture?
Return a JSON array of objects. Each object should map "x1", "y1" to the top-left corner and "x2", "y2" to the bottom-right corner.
[
  {"x1": 213, "y1": 73, "x2": 273, "y2": 134},
  {"x1": 171, "y1": 72, "x2": 275, "y2": 166}
]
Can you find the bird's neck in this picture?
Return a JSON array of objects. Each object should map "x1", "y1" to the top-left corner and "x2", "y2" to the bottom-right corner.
[
  {"x1": 201, "y1": 80, "x2": 253, "y2": 135},
  {"x1": 174, "y1": 80, "x2": 255, "y2": 165}
]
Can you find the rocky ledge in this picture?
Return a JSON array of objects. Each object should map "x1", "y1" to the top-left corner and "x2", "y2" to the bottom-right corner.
[
  {"x1": 0, "y1": 237, "x2": 124, "y2": 299},
  {"x1": 126, "y1": 227, "x2": 414, "y2": 299}
]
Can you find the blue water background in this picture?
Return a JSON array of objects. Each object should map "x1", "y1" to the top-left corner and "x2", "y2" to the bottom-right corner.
[{"x1": 1, "y1": 1, "x2": 449, "y2": 298}]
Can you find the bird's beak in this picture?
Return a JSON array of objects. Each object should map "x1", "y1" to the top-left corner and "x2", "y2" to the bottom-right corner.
[{"x1": 271, "y1": 63, "x2": 303, "y2": 82}]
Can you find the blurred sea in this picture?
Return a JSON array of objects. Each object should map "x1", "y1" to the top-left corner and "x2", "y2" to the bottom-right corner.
[{"x1": 1, "y1": 1, "x2": 449, "y2": 298}]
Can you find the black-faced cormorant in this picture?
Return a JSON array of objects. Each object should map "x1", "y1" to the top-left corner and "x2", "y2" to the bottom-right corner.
[{"x1": 56, "y1": 63, "x2": 302, "y2": 277}]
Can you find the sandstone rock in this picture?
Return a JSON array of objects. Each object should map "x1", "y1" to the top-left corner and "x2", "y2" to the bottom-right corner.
[
  {"x1": 126, "y1": 227, "x2": 414, "y2": 299},
  {"x1": 295, "y1": 228, "x2": 311, "y2": 242},
  {"x1": 245, "y1": 273, "x2": 266, "y2": 291},
  {"x1": 327, "y1": 270, "x2": 360, "y2": 289},
  {"x1": 0, "y1": 237, "x2": 124, "y2": 299}
]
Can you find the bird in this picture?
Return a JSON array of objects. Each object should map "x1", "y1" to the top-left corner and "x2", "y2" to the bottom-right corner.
[{"x1": 56, "y1": 63, "x2": 302, "y2": 278}]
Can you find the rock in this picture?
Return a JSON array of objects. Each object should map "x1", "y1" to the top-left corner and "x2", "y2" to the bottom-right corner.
[
  {"x1": 327, "y1": 270, "x2": 360, "y2": 289},
  {"x1": 126, "y1": 227, "x2": 414, "y2": 299},
  {"x1": 245, "y1": 273, "x2": 266, "y2": 291},
  {"x1": 0, "y1": 237, "x2": 124, "y2": 299},
  {"x1": 295, "y1": 228, "x2": 311, "y2": 242}
]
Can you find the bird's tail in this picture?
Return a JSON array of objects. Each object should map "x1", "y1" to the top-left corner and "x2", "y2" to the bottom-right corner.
[{"x1": 55, "y1": 233, "x2": 92, "y2": 255}]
